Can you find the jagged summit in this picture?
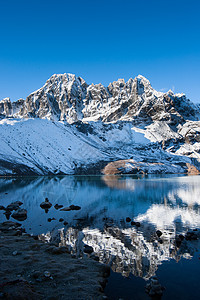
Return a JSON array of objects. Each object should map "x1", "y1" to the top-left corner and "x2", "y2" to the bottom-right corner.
[
  {"x1": 0, "y1": 73, "x2": 199, "y2": 124},
  {"x1": 1, "y1": 73, "x2": 200, "y2": 176}
]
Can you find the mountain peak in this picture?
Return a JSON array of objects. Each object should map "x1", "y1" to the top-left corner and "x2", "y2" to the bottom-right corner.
[{"x1": 0, "y1": 73, "x2": 198, "y2": 123}]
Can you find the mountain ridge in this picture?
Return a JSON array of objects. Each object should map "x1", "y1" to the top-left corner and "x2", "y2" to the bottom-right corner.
[
  {"x1": 0, "y1": 73, "x2": 200, "y2": 176},
  {"x1": 1, "y1": 73, "x2": 199, "y2": 124}
]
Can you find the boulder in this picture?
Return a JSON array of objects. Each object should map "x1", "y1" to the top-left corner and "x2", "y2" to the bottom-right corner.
[{"x1": 12, "y1": 209, "x2": 27, "y2": 221}]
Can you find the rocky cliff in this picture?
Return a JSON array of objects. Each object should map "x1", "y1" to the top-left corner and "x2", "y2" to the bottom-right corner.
[{"x1": 0, "y1": 73, "x2": 200, "y2": 175}]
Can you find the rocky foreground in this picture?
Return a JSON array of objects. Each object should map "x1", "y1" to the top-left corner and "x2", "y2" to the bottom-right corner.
[{"x1": 0, "y1": 221, "x2": 109, "y2": 300}]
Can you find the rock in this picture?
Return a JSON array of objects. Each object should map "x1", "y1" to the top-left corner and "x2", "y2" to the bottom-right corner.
[
  {"x1": 60, "y1": 205, "x2": 81, "y2": 211},
  {"x1": 60, "y1": 207, "x2": 71, "y2": 211},
  {"x1": 63, "y1": 221, "x2": 68, "y2": 226},
  {"x1": 156, "y1": 230, "x2": 162, "y2": 237},
  {"x1": 135, "y1": 222, "x2": 141, "y2": 227},
  {"x1": 11, "y1": 209, "x2": 27, "y2": 221},
  {"x1": 44, "y1": 271, "x2": 51, "y2": 278},
  {"x1": 126, "y1": 217, "x2": 131, "y2": 222},
  {"x1": 40, "y1": 199, "x2": 52, "y2": 209},
  {"x1": 4, "y1": 210, "x2": 11, "y2": 220},
  {"x1": 6, "y1": 201, "x2": 23, "y2": 211},
  {"x1": 48, "y1": 218, "x2": 52, "y2": 222},
  {"x1": 12, "y1": 250, "x2": 18, "y2": 256},
  {"x1": 54, "y1": 204, "x2": 63, "y2": 210},
  {"x1": 69, "y1": 205, "x2": 81, "y2": 210},
  {"x1": 131, "y1": 221, "x2": 136, "y2": 226},
  {"x1": 84, "y1": 244, "x2": 94, "y2": 254},
  {"x1": 59, "y1": 218, "x2": 64, "y2": 222},
  {"x1": 0, "y1": 205, "x2": 5, "y2": 210}
]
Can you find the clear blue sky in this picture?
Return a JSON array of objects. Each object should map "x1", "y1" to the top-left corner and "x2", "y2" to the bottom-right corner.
[{"x1": 0, "y1": 0, "x2": 200, "y2": 102}]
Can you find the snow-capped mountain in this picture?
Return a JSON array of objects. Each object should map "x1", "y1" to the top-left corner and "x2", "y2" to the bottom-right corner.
[
  {"x1": 0, "y1": 73, "x2": 199, "y2": 123},
  {"x1": 0, "y1": 73, "x2": 200, "y2": 175}
]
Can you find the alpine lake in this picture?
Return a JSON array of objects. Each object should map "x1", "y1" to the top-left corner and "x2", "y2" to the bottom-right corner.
[{"x1": 0, "y1": 174, "x2": 200, "y2": 300}]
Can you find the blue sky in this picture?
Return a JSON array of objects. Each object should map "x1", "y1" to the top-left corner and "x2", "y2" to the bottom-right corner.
[{"x1": 0, "y1": 0, "x2": 200, "y2": 102}]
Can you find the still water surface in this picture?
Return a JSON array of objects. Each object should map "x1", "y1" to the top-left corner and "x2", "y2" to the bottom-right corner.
[{"x1": 0, "y1": 174, "x2": 200, "y2": 299}]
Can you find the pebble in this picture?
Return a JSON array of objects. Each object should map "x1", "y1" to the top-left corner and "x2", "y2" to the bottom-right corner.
[
  {"x1": 12, "y1": 250, "x2": 18, "y2": 256},
  {"x1": 44, "y1": 271, "x2": 51, "y2": 278},
  {"x1": 156, "y1": 230, "x2": 162, "y2": 237},
  {"x1": 54, "y1": 204, "x2": 63, "y2": 210},
  {"x1": 126, "y1": 217, "x2": 131, "y2": 222}
]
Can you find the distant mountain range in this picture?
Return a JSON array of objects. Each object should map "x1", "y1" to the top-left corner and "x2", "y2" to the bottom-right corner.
[{"x1": 0, "y1": 73, "x2": 200, "y2": 175}]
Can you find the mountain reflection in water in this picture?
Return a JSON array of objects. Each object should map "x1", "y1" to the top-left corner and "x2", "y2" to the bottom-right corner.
[{"x1": 0, "y1": 175, "x2": 200, "y2": 280}]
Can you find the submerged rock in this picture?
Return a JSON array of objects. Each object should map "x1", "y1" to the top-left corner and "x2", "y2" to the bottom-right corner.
[
  {"x1": 126, "y1": 217, "x2": 131, "y2": 222},
  {"x1": 54, "y1": 204, "x2": 63, "y2": 210},
  {"x1": 11, "y1": 209, "x2": 27, "y2": 221},
  {"x1": 60, "y1": 205, "x2": 81, "y2": 211},
  {"x1": 6, "y1": 201, "x2": 23, "y2": 211},
  {"x1": 40, "y1": 198, "x2": 52, "y2": 210}
]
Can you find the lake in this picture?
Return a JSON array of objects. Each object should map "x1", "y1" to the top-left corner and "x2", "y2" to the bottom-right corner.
[{"x1": 0, "y1": 174, "x2": 200, "y2": 299}]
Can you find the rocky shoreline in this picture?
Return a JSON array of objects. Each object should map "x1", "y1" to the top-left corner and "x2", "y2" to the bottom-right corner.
[{"x1": 0, "y1": 221, "x2": 110, "y2": 300}]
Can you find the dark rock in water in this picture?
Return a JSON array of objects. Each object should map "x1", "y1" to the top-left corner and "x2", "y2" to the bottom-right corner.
[
  {"x1": 131, "y1": 221, "x2": 136, "y2": 226},
  {"x1": 4, "y1": 210, "x2": 11, "y2": 220},
  {"x1": 84, "y1": 244, "x2": 93, "y2": 254},
  {"x1": 63, "y1": 221, "x2": 68, "y2": 226},
  {"x1": 6, "y1": 201, "x2": 23, "y2": 211},
  {"x1": 40, "y1": 199, "x2": 52, "y2": 210},
  {"x1": 54, "y1": 204, "x2": 63, "y2": 210},
  {"x1": 59, "y1": 218, "x2": 64, "y2": 222},
  {"x1": 158, "y1": 238, "x2": 163, "y2": 244},
  {"x1": 156, "y1": 230, "x2": 162, "y2": 237},
  {"x1": 61, "y1": 205, "x2": 81, "y2": 211},
  {"x1": 60, "y1": 207, "x2": 71, "y2": 211},
  {"x1": 135, "y1": 222, "x2": 141, "y2": 227},
  {"x1": 12, "y1": 209, "x2": 27, "y2": 221},
  {"x1": 69, "y1": 205, "x2": 81, "y2": 210},
  {"x1": 0, "y1": 205, "x2": 5, "y2": 210},
  {"x1": 126, "y1": 217, "x2": 131, "y2": 222},
  {"x1": 15, "y1": 201, "x2": 23, "y2": 206},
  {"x1": 48, "y1": 218, "x2": 56, "y2": 222}
]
